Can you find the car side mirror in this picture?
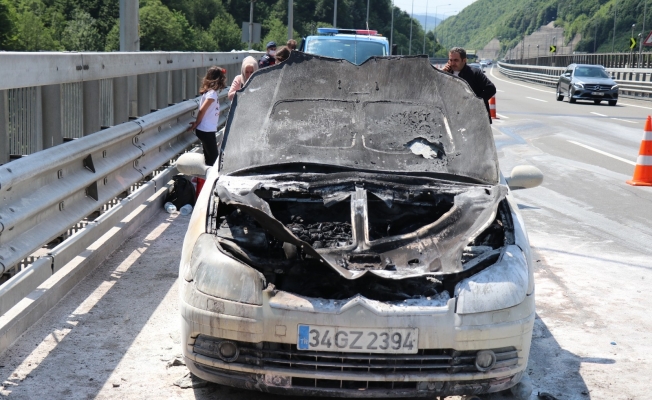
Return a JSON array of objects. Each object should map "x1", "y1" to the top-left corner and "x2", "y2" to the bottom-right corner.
[
  {"x1": 176, "y1": 153, "x2": 209, "y2": 177},
  {"x1": 506, "y1": 165, "x2": 543, "y2": 190},
  {"x1": 564, "y1": 72, "x2": 571, "y2": 77}
]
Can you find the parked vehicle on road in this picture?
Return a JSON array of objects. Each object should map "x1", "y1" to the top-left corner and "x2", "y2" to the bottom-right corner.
[
  {"x1": 177, "y1": 53, "x2": 543, "y2": 399},
  {"x1": 300, "y1": 27, "x2": 390, "y2": 65},
  {"x1": 469, "y1": 62, "x2": 486, "y2": 73},
  {"x1": 556, "y1": 64, "x2": 618, "y2": 106}
]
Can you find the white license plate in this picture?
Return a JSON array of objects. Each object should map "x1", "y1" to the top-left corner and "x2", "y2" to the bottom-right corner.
[
  {"x1": 297, "y1": 325, "x2": 418, "y2": 354},
  {"x1": 591, "y1": 92, "x2": 604, "y2": 96}
]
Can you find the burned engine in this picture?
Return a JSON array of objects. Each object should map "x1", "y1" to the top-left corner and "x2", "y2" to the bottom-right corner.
[{"x1": 208, "y1": 173, "x2": 514, "y2": 301}]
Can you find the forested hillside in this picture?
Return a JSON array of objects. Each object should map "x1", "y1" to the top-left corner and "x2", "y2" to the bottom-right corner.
[
  {"x1": 438, "y1": 0, "x2": 650, "y2": 54},
  {"x1": 0, "y1": 0, "x2": 439, "y2": 55}
]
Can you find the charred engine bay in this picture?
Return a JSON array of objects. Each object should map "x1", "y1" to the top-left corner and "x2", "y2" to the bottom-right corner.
[{"x1": 210, "y1": 175, "x2": 513, "y2": 301}]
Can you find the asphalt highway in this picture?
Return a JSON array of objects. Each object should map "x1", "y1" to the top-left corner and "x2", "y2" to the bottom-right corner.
[{"x1": 0, "y1": 66, "x2": 650, "y2": 400}]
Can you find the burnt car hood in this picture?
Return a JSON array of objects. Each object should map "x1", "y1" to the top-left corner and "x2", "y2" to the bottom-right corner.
[
  {"x1": 221, "y1": 53, "x2": 499, "y2": 185},
  {"x1": 212, "y1": 172, "x2": 510, "y2": 281}
]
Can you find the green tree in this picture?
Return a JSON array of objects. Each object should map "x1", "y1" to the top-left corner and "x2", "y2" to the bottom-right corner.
[
  {"x1": 14, "y1": 10, "x2": 59, "y2": 50},
  {"x1": 0, "y1": 0, "x2": 17, "y2": 50},
  {"x1": 140, "y1": 0, "x2": 190, "y2": 50},
  {"x1": 104, "y1": 20, "x2": 119, "y2": 51},
  {"x1": 208, "y1": 12, "x2": 243, "y2": 51},
  {"x1": 61, "y1": 9, "x2": 101, "y2": 51}
]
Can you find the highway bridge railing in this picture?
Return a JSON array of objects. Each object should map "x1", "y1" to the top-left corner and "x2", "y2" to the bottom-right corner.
[
  {"x1": 0, "y1": 51, "x2": 262, "y2": 353},
  {"x1": 0, "y1": 51, "x2": 260, "y2": 165},
  {"x1": 497, "y1": 62, "x2": 652, "y2": 99},
  {"x1": 505, "y1": 51, "x2": 652, "y2": 69}
]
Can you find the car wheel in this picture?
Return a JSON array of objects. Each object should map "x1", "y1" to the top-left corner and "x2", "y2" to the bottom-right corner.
[
  {"x1": 594, "y1": 100, "x2": 601, "y2": 104},
  {"x1": 569, "y1": 89, "x2": 576, "y2": 103},
  {"x1": 609, "y1": 100, "x2": 617, "y2": 106},
  {"x1": 556, "y1": 86, "x2": 564, "y2": 101}
]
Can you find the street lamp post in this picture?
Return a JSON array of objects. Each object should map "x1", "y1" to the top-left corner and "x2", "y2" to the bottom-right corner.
[
  {"x1": 423, "y1": 0, "x2": 429, "y2": 55},
  {"x1": 639, "y1": 0, "x2": 648, "y2": 67},
  {"x1": 631, "y1": 23, "x2": 636, "y2": 67},
  {"x1": 333, "y1": 0, "x2": 337, "y2": 27},
  {"x1": 288, "y1": 0, "x2": 293, "y2": 40},
  {"x1": 409, "y1": 0, "x2": 414, "y2": 55},
  {"x1": 613, "y1": 0, "x2": 618, "y2": 53},
  {"x1": 536, "y1": 44, "x2": 539, "y2": 65},
  {"x1": 366, "y1": 0, "x2": 370, "y2": 27},
  {"x1": 248, "y1": 0, "x2": 255, "y2": 50},
  {"x1": 390, "y1": 0, "x2": 394, "y2": 51},
  {"x1": 434, "y1": 4, "x2": 451, "y2": 45}
]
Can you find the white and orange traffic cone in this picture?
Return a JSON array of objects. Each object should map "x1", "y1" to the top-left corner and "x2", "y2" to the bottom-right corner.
[
  {"x1": 626, "y1": 115, "x2": 652, "y2": 186},
  {"x1": 489, "y1": 97, "x2": 499, "y2": 119}
]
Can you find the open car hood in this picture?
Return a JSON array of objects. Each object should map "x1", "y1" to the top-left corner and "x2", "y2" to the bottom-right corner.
[{"x1": 221, "y1": 53, "x2": 499, "y2": 185}]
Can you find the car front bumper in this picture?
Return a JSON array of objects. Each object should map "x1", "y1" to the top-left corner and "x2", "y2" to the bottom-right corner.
[
  {"x1": 180, "y1": 281, "x2": 535, "y2": 397},
  {"x1": 571, "y1": 88, "x2": 618, "y2": 101}
]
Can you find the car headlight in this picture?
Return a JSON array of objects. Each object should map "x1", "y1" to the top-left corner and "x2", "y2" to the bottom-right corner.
[
  {"x1": 186, "y1": 233, "x2": 265, "y2": 305},
  {"x1": 611, "y1": 84, "x2": 619, "y2": 90},
  {"x1": 573, "y1": 82, "x2": 584, "y2": 89},
  {"x1": 455, "y1": 245, "x2": 529, "y2": 314}
]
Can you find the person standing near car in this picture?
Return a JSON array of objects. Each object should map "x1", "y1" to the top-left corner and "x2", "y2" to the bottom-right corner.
[
  {"x1": 259, "y1": 41, "x2": 277, "y2": 68},
  {"x1": 187, "y1": 66, "x2": 227, "y2": 166},
  {"x1": 442, "y1": 47, "x2": 496, "y2": 123},
  {"x1": 228, "y1": 56, "x2": 259, "y2": 101}
]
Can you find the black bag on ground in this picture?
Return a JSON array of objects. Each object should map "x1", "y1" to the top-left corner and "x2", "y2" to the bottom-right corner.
[{"x1": 166, "y1": 175, "x2": 196, "y2": 209}]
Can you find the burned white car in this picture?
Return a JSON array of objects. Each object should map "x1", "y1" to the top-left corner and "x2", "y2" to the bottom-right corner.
[{"x1": 178, "y1": 53, "x2": 542, "y2": 398}]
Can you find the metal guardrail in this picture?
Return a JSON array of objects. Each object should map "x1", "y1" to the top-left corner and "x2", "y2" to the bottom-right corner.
[
  {"x1": 0, "y1": 51, "x2": 262, "y2": 164},
  {"x1": 506, "y1": 52, "x2": 652, "y2": 69},
  {"x1": 0, "y1": 87, "x2": 231, "y2": 316},
  {"x1": 497, "y1": 62, "x2": 652, "y2": 99}
]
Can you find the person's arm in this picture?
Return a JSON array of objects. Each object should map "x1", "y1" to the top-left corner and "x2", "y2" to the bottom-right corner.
[
  {"x1": 187, "y1": 97, "x2": 215, "y2": 131},
  {"x1": 478, "y1": 70, "x2": 497, "y2": 101},
  {"x1": 228, "y1": 76, "x2": 242, "y2": 101}
]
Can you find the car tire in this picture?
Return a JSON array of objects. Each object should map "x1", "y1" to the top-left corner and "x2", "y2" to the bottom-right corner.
[
  {"x1": 556, "y1": 86, "x2": 564, "y2": 101},
  {"x1": 569, "y1": 90, "x2": 576, "y2": 103},
  {"x1": 609, "y1": 100, "x2": 617, "y2": 106},
  {"x1": 594, "y1": 100, "x2": 601, "y2": 104}
]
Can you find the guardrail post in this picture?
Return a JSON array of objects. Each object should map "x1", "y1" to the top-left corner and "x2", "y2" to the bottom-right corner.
[
  {"x1": 0, "y1": 90, "x2": 7, "y2": 164},
  {"x1": 186, "y1": 69, "x2": 197, "y2": 99},
  {"x1": 156, "y1": 71, "x2": 169, "y2": 109},
  {"x1": 113, "y1": 76, "x2": 129, "y2": 125},
  {"x1": 137, "y1": 73, "x2": 151, "y2": 117},
  {"x1": 83, "y1": 80, "x2": 100, "y2": 136},
  {"x1": 172, "y1": 70, "x2": 183, "y2": 103},
  {"x1": 41, "y1": 84, "x2": 62, "y2": 149}
]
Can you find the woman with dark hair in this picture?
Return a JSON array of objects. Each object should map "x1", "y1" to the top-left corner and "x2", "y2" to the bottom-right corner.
[
  {"x1": 275, "y1": 46, "x2": 291, "y2": 63},
  {"x1": 188, "y1": 66, "x2": 227, "y2": 166}
]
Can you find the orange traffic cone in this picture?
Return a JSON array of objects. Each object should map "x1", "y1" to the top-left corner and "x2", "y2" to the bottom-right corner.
[
  {"x1": 489, "y1": 97, "x2": 499, "y2": 119},
  {"x1": 626, "y1": 115, "x2": 652, "y2": 186}
]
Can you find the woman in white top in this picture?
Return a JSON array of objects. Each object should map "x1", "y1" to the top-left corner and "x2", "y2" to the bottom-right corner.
[
  {"x1": 227, "y1": 56, "x2": 258, "y2": 101},
  {"x1": 188, "y1": 66, "x2": 227, "y2": 166}
]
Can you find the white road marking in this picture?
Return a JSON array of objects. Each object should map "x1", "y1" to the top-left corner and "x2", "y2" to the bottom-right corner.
[
  {"x1": 591, "y1": 112, "x2": 607, "y2": 117},
  {"x1": 611, "y1": 118, "x2": 638, "y2": 124},
  {"x1": 489, "y1": 67, "x2": 556, "y2": 94},
  {"x1": 526, "y1": 97, "x2": 548, "y2": 102},
  {"x1": 567, "y1": 140, "x2": 636, "y2": 165},
  {"x1": 496, "y1": 89, "x2": 505, "y2": 92},
  {"x1": 496, "y1": 113, "x2": 509, "y2": 119},
  {"x1": 619, "y1": 102, "x2": 652, "y2": 111}
]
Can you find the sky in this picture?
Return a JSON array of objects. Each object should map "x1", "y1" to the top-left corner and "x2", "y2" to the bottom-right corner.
[{"x1": 392, "y1": 0, "x2": 477, "y2": 17}]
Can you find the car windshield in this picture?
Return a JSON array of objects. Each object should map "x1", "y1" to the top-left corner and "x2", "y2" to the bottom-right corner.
[
  {"x1": 574, "y1": 67, "x2": 609, "y2": 78},
  {"x1": 305, "y1": 38, "x2": 387, "y2": 65}
]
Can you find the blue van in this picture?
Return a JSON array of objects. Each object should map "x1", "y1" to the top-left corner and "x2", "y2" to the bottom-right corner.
[{"x1": 301, "y1": 28, "x2": 390, "y2": 65}]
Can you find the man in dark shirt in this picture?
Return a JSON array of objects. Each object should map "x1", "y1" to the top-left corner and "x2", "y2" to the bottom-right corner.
[
  {"x1": 259, "y1": 41, "x2": 277, "y2": 68},
  {"x1": 442, "y1": 47, "x2": 497, "y2": 123}
]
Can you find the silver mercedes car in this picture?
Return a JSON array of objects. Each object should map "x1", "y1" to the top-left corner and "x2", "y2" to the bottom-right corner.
[{"x1": 177, "y1": 53, "x2": 542, "y2": 398}]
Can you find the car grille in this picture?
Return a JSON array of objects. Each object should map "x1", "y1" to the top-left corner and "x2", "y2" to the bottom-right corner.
[
  {"x1": 583, "y1": 84, "x2": 611, "y2": 91},
  {"x1": 194, "y1": 337, "x2": 519, "y2": 375}
]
